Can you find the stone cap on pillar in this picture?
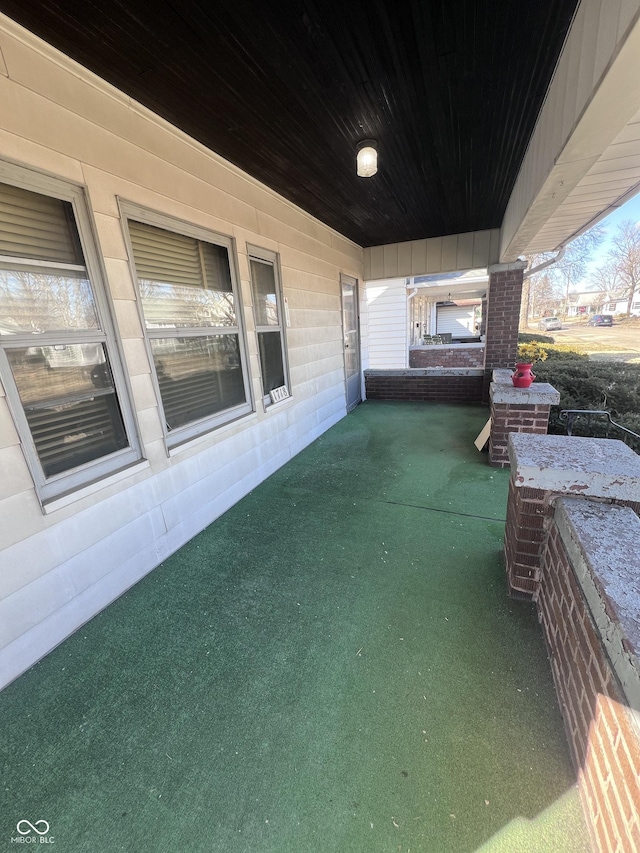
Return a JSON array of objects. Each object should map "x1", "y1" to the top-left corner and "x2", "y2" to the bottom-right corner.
[
  {"x1": 508, "y1": 433, "x2": 640, "y2": 501},
  {"x1": 490, "y1": 377, "x2": 560, "y2": 405}
]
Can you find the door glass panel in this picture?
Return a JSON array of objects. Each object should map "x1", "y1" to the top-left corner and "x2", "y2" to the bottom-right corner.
[
  {"x1": 7, "y1": 343, "x2": 128, "y2": 476},
  {"x1": 342, "y1": 282, "x2": 358, "y2": 376},
  {"x1": 151, "y1": 335, "x2": 246, "y2": 430}
]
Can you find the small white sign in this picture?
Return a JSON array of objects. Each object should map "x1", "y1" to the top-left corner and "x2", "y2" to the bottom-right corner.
[{"x1": 270, "y1": 385, "x2": 290, "y2": 404}]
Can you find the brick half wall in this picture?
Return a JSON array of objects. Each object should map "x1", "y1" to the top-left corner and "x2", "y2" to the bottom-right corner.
[
  {"x1": 364, "y1": 369, "x2": 483, "y2": 402},
  {"x1": 409, "y1": 345, "x2": 485, "y2": 368},
  {"x1": 538, "y1": 499, "x2": 640, "y2": 852}
]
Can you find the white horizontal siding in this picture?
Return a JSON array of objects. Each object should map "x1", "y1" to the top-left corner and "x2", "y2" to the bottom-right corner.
[
  {"x1": 364, "y1": 229, "x2": 500, "y2": 281},
  {"x1": 365, "y1": 279, "x2": 408, "y2": 368},
  {"x1": 0, "y1": 16, "x2": 363, "y2": 689}
]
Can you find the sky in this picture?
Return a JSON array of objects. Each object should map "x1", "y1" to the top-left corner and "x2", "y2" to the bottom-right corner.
[{"x1": 582, "y1": 191, "x2": 640, "y2": 287}]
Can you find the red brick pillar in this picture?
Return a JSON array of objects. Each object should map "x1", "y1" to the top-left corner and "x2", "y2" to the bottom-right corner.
[
  {"x1": 489, "y1": 370, "x2": 559, "y2": 467},
  {"x1": 504, "y1": 433, "x2": 640, "y2": 599},
  {"x1": 483, "y1": 261, "x2": 526, "y2": 401}
]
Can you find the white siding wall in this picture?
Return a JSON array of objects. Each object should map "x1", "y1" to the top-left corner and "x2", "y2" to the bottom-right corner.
[
  {"x1": 0, "y1": 16, "x2": 363, "y2": 689},
  {"x1": 364, "y1": 229, "x2": 500, "y2": 281},
  {"x1": 365, "y1": 278, "x2": 408, "y2": 369}
]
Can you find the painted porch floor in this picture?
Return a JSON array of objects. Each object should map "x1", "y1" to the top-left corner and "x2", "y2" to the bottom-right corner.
[{"x1": 0, "y1": 401, "x2": 593, "y2": 852}]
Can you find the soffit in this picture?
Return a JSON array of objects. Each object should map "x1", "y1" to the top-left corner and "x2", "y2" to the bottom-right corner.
[
  {"x1": 527, "y1": 105, "x2": 640, "y2": 254},
  {"x1": 502, "y1": 8, "x2": 640, "y2": 259},
  {"x1": 0, "y1": 0, "x2": 578, "y2": 247}
]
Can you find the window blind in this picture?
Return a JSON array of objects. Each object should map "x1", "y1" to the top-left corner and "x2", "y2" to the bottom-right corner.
[
  {"x1": 24, "y1": 393, "x2": 127, "y2": 477},
  {"x1": 128, "y1": 220, "x2": 202, "y2": 288},
  {"x1": 129, "y1": 219, "x2": 233, "y2": 291},
  {"x1": 0, "y1": 183, "x2": 83, "y2": 264}
]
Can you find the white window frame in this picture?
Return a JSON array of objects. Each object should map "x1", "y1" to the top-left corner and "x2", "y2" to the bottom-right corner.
[
  {"x1": 247, "y1": 245, "x2": 290, "y2": 407},
  {"x1": 120, "y1": 202, "x2": 253, "y2": 447},
  {"x1": 0, "y1": 162, "x2": 142, "y2": 503}
]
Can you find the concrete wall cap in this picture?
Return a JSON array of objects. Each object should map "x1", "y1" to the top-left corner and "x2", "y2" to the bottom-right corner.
[
  {"x1": 555, "y1": 498, "x2": 640, "y2": 710},
  {"x1": 364, "y1": 368, "x2": 484, "y2": 377},
  {"x1": 492, "y1": 368, "x2": 514, "y2": 383},
  {"x1": 508, "y1": 433, "x2": 640, "y2": 500},
  {"x1": 409, "y1": 343, "x2": 485, "y2": 351}
]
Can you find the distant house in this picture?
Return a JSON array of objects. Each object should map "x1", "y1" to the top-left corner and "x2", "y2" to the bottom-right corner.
[
  {"x1": 602, "y1": 293, "x2": 640, "y2": 315},
  {"x1": 566, "y1": 291, "x2": 602, "y2": 316}
]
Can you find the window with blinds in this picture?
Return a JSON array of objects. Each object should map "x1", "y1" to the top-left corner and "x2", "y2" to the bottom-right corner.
[
  {"x1": 248, "y1": 247, "x2": 289, "y2": 405},
  {"x1": 124, "y1": 209, "x2": 251, "y2": 442},
  {"x1": 0, "y1": 166, "x2": 140, "y2": 501}
]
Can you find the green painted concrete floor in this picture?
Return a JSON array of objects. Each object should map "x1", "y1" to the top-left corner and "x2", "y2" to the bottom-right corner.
[{"x1": 0, "y1": 401, "x2": 593, "y2": 852}]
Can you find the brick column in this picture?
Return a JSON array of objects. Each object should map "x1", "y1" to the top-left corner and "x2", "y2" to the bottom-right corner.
[
  {"x1": 488, "y1": 370, "x2": 559, "y2": 467},
  {"x1": 504, "y1": 433, "x2": 640, "y2": 599},
  {"x1": 483, "y1": 261, "x2": 526, "y2": 402}
]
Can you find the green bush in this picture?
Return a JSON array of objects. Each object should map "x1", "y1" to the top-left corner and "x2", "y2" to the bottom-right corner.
[
  {"x1": 518, "y1": 332, "x2": 555, "y2": 344},
  {"x1": 533, "y1": 359, "x2": 640, "y2": 436}
]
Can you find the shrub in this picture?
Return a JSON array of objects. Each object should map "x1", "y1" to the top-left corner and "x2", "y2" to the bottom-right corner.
[
  {"x1": 533, "y1": 359, "x2": 640, "y2": 436},
  {"x1": 518, "y1": 332, "x2": 555, "y2": 344}
]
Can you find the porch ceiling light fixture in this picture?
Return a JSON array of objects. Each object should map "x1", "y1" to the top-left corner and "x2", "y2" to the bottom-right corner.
[
  {"x1": 437, "y1": 292, "x2": 457, "y2": 306},
  {"x1": 356, "y1": 139, "x2": 377, "y2": 177}
]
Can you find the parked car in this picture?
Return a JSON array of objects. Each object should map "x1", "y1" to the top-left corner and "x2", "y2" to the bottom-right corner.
[
  {"x1": 538, "y1": 316, "x2": 562, "y2": 331},
  {"x1": 587, "y1": 314, "x2": 613, "y2": 326}
]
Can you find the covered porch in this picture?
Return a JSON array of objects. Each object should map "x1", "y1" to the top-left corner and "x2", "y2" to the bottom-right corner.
[
  {"x1": 0, "y1": 402, "x2": 591, "y2": 852},
  {"x1": 1, "y1": 3, "x2": 640, "y2": 850}
]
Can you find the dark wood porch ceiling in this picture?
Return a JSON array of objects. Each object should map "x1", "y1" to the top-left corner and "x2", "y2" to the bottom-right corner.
[{"x1": 0, "y1": 1, "x2": 579, "y2": 247}]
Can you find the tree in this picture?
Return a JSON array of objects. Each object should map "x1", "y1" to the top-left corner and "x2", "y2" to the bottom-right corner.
[
  {"x1": 607, "y1": 219, "x2": 640, "y2": 315},
  {"x1": 520, "y1": 253, "x2": 562, "y2": 327},
  {"x1": 552, "y1": 228, "x2": 604, "y2": 317},
  {"x1": 520, "y1": 228, "x2": 604, "y2": 327},
  {"x1": 530, "y1": 272, "x2": 559, "y2": 318}
]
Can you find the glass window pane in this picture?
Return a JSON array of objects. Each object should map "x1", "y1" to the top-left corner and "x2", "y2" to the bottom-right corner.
[
  {"x1": 0, "y1": 268, "x2": 99, "y2": 334},
  {"x1": 7, "y1": 344, "x2": 129, "y2": 477},
  {"x1": 151, "y1": 335, "x2": 246, "y2": 430},
  {"x1": 258, "y1": 331, "x2": 285, "y2": 393},
  {"x1": 129, "y1": 220, "x2": 236, "y2": 328},
  {"x1": 250, "y1": 259, "x2": 279, "y2": 326},
  {"x1": 139, "y1": 281, "x2": 236, "y2": 329}
]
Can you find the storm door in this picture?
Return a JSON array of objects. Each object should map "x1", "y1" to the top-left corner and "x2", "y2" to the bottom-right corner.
[{"x1": 341, "y1": 274, "x2": 361, "y2": 411}]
